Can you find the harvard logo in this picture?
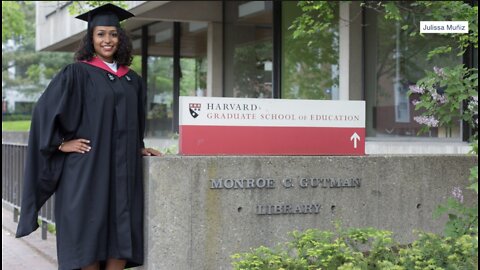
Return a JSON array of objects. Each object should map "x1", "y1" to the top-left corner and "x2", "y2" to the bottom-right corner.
[{"x1": 189, "y1": 103, "x2": 201, "y2": 118}]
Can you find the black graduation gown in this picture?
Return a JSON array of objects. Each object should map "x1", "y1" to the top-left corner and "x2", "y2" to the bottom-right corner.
[{"x1": 15, "y1": 60, "x2": 146, "y2": 270}]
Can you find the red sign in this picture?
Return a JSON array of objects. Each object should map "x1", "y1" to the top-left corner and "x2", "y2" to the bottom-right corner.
[{"x1": 179, "y1": 97, "x2": 365, "y2": 155}]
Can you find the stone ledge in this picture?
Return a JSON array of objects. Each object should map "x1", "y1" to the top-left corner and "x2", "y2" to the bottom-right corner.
[{"x1": 141, "y1": 155, "x2": 478, "y2": 270}]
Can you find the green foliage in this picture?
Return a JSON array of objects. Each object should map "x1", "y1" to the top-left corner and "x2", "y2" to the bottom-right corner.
[
  {"x1": 286, "y1": 1, "x2": 339, "y2": 100},
  {"x1": 468, "y1": 165, "x2": 478, "y2": 193},
  {"x1": 1, "y1": 2, "x2": 26, "y2": 42},
  {"x1": 257, "y1": 2, "x2": 479, "y2": 269},
  {"x1": 130, "y1": 56, "x2": 142, "y2": 75},
  {"x1": 2, "y1": 114, "x2": 32, "y2": 121},
  {"x1": 364, "y1": 0, "x2": 479, "y2": 242},
  {"x1": 231, "y1": 227, "x2": 478, "y2": 270},
  {"x1": 158, "y1": 133, "x2": 179, "y2": 155},
  {"x1": 399, "y1": 232, "x2": 478, "y2": 270},
  {"x1": 67, "y1": 1, "x2": 128, "y2": 15},
  {"x1": 232, "y1": 42, "x2": 273, "y2": 98},
  {"x1": 390, "y1": 1, "x2": 479, "y2": 239},
  {"x1": 433, "y1": 140, "x2": 478, "y2": 237},
  {"x1": 2, "y1": 1, "x2": 73, "y2": 98},
  {"x1": 382, "y1": 3, "x2": 402, "y2": 21},
  {"x1": 2, "y1": 1, "x2": 135, "y2": 113},
  {"x1": 180, "y1": 58, "x2": 207, "y2": 96},
  {"x1": 408, "y1": 65, "x2": 478, "y2": 136},
  {"x1": 36, "y1": 219, "x2": 56, "y2": 235},
  {"x1": 363, "y1": 1, "x2": 478, "y2": 55},
  {"x1": 161, "y1": 144, "x2": 179, "y2": 155},
  {"x1": 232, "y1": 226, "x2": 396, "y2": 269},
  {"x1": 433, "y1": 195, "x2": 478, "y2": 237},
  {"x1": 291, "y1": 2, "x2": 337, "y2": 39},
  {"x1": 2, "y1": 1, "x2": 36, "y2": 81},
  {"x1": 372, "y1": 1, "x2": 479, "y2": 139},
  {"x1": 48, "y1": 223, "x2": 56, "y2": 234}
]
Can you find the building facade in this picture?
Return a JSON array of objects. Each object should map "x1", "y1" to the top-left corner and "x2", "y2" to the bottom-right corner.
[{"x1": 35, "y1": 1, "x2": 476, "y2": 153}]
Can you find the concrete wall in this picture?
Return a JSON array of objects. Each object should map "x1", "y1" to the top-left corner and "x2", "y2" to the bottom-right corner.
[{"x1": 141, "y1": 155, "x2": 477, "y2": 270}]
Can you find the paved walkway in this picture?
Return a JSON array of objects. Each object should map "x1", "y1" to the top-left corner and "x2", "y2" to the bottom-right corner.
[{"x1": 2, "y1": 205, "x2": 57, "y2": 269}]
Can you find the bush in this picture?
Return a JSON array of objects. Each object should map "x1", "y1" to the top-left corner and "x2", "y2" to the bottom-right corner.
[
  {"x1": 2, "y1": 113, "x2": 32, "y2": 121},
  {"x1": 231, "y1": 226, "x2": 478, "y2": 270}
]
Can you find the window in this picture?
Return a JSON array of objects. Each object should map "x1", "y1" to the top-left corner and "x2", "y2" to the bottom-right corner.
[
  {"x1": 282, "y1": 1, "x2": 339, "y2": 100},
  {"x1": 144, "y1": 20, "x2": 208, "y2": 138},
  {"x1": 364, "y1": 5, "x2": 463, "y2": 139},
  {"x1": 224, "y1": 1, "x2": 273, "y2": 98},
  {"x1": 180, "y1": 22, "x2": 208, "y2": 97},
  {"x1": 146, "y1": 21, "x2": 174, "y2": 138}
]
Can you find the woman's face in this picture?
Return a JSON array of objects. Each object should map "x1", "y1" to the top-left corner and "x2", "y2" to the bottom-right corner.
[{"x1": 92, "y1": 26, "x2": 119, "y2": 63}]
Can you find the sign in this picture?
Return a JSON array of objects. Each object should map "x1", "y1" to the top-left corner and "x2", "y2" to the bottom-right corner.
[{"x1": 179, "y1": 97, "x2": 365, "y2": 155}]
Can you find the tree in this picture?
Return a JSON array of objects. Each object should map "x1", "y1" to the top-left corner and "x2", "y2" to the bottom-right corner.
[
  {"x1": 291, "y1": 0, "x2": 478, "y2": 238},
  {"x1": 2, "y1": 1, "x2": 129, "y2": 104},
  {"x1": 287, "y1": 1, "x2": 339, "y2": 100},
  {"x1": 67, "y1": 1, "x2": 127, "y2": 14},
  {"x1": 2, "y1": 1, "x2": 72, "y2": 101},
  {"x1": 2, "y1": 2, "x2": 26, "y2": 42}
]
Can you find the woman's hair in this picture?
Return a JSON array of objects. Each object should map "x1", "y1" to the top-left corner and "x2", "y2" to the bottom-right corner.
[{"x1": 74, "y1": 26, "x2": 133, "y2": 66}]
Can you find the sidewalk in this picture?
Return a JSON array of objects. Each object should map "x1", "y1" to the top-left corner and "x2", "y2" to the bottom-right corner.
[{"x1": 2, "y1": 205, "x2": 57, "y2": 269}]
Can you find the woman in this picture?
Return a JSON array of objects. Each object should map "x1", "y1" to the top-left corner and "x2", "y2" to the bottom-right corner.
[{"x1": 15, "y1": 4, "x2": 160, "y2": 270}]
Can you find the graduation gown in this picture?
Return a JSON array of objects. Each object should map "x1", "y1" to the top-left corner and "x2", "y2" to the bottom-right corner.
[{"x1": 16, "y1": 57, "x2": 146, "y2": 270}]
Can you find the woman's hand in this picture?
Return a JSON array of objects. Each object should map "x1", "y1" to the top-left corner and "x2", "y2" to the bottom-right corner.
[
  {"x1": 58, "y1": 138, "x2": 91, "y2": 153},
  {"x1": 141, "y1": 147, "x2": 162, "y2": 156}
]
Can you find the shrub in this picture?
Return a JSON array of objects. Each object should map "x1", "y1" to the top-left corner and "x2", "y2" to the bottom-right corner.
[
  {"x1": 231, "y1": 226, "x2": 478, "y2": 270},
  {"x1": 2, "y1": 113, "x2": 32, "y2": 121}
]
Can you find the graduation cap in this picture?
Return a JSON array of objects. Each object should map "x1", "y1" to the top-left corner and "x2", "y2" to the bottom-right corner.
[{"x1": 75, "y1": 3, "x2": 134, "y2": 30}]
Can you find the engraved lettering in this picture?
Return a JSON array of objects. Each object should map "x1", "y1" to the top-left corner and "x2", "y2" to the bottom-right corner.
[
  {"x1": 211, "y1": 179, "x2": 223, "y2": 189},
  {"x1": 210, "y1": 177, "x2": 361, "y2": 190},
  {"x1": 210, "y1": 178, "x2": 277, "y2": 189},
  {"x1": 299, "y1": 178, "x2": 308, "y2": 188},
  {"x1": 224, "y1": 179, "x2": 234, "y2": 189},
  {"x1": 255, "y1": 203, "x2": 321, "y2": 215},
  {"x1": 234, "y1": 179, "x2": 244, "y2": 188},
  {"x1": 282, "y1": 178, "x2": 294, "y2": 188},
  {"x1": 256, "y1": 178, "x2": 266, "y2": 188},
  {"x1": 353, "y1": 178, "x2": 361, "y2": 187},
  {"x1": 330, "y1": 179, "x2": 339, "y2": 188},
  {"x1": 267, "y1": 179, "x2": 275, "y2": 188}
]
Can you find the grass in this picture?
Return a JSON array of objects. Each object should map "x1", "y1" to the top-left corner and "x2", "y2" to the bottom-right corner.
[{"x1": 2, "y1": 120, "x2": 31, "y2": 131}]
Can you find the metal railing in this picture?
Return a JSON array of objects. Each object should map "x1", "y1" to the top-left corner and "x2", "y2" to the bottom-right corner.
[{"x1": 2, "y1": 143, "x2": 55, "y2": 240}]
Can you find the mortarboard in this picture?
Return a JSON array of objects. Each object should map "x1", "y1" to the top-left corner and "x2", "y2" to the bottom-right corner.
[{"x1": 75, "y1": 3, "x2": 134, "y2": 30}]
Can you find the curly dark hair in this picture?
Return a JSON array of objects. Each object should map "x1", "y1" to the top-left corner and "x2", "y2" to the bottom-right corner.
[{"x1": 74, "y1": 26, "x2": 133, "y2": 66}]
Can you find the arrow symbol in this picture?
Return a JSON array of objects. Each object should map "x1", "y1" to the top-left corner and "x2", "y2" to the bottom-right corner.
[{"x1": 350, "y1": 132, "x2": 360, "y2": 149}]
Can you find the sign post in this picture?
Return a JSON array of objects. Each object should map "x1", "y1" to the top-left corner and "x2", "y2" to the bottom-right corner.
[{"x1": 179, "y1": 97, "x2": 365, "y2": 155}]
